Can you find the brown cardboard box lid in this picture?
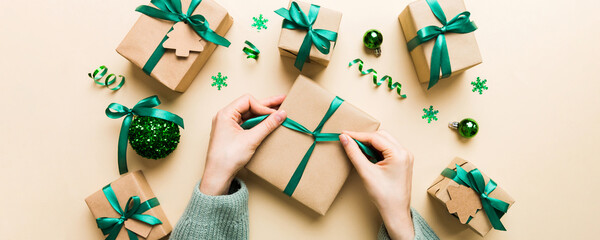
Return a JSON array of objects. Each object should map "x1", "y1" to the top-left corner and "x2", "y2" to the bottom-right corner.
[
  {"x1": 247, "y1": 75, "x2": 380, "y2": 215},
  {"x1": 278, "y1": 0, "x2": 342, "y2": 66},
  {"x1": 399, "y1": 0, "x2": 482, "y2": 83},
  {"x1": 85, "y1": 171, "x2": 172, "y2": 240}
]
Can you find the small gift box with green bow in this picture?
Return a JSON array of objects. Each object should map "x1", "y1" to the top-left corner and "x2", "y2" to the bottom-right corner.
[
  {"x1": 85, "y1": 171, "x2": 172, "y2": 240},
  {"x1": 117, "y1": 0, "x2": 233, "y2": 92},
  {"x1": 276, "y1": 0, "x2": 342, "y2": 71},
  {"x1": 428, "y1": 157, "x2": 515, "y2": 236},
  {"x1": 399, "y1": 0, "x2": 482, "y2": 89}
]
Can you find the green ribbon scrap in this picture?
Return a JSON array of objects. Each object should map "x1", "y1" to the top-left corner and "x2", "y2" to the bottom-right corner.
[
  {"x1": 348, "y1": 58, "x2": 407, "y2": 98},
  {"x1": 441, "y1": 164, "x2": 510, "y2": 231},
  {"x1": 136, "y1": 0, "x2": 231, "y2": 74},
  {"x1": 274, "y1": 1, "x2": 338, "y2": 71},
  {"x1": 243, "y1": 40, "x2": 260, "y2": 59},
  {"x1": 241, "y1": 96, "x2": 381, "y2": 196},
  {"x1": 96, "y1": 184, "x2": 162, "y2": 240},
  {"x1": 406, "y1": 0, "x2": 477, "y2": 89},
  {"x1": 105, "y1": 96, "x2": 185, "y2": 175},
  {"x1": 88, "y1": 66, "x2": 125, "y2": 91}
]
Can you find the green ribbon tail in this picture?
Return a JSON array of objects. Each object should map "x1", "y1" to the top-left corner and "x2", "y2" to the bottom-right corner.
[
  {"x1": 294, "y1": 32, "x2": 314, "y2": 70},
  {"x1": 117, "y1": 115, "x2": 133, "y2": 175},
  {"x1": 283, "y1": 142, "x2": 316, "y2": 196}
]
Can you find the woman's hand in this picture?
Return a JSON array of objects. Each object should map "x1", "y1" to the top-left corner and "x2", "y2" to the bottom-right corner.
[
  {"x1": 200, "y1": 94, "x2": 287, "y2": 196},
  {"x1": 339, "y1": 130, "x2": 415, "y2": 240}
]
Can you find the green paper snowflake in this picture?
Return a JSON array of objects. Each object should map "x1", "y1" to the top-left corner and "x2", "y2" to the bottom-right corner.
[
  {"x1": 471, "y1": 77, "x2": 488, "y2": 95},
  {"x1": 211, "y1": 72, "x2": 228, "y2": 90},
  {"x1": 422, "y1": 106, "x2": 439, "y2": 123},
  {"x1": 251, "y1": 14, "x2": 268, "y2": 31}
]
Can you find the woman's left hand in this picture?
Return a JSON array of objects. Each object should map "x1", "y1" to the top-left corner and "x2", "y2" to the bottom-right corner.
[{"x1": 200, "y1": 94, "x2": 287, "y2": 196}]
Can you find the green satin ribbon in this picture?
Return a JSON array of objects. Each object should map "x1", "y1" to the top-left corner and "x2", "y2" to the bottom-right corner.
[
  {"x1": 406, "y1": 0, "x2": 477, "y2": 89},
  {"x1": 348, "y1": 58, "x2": 407, "y2": 98},
  {"x1": 96, "y1": 184, "x2": 162, "y2": 240},
  {"x1": 241, "y1": 96, "x2": 381, "y2": 196},
  {"x1": 274, "y1": 2, "x2": 338, "y2": 71},
  {"x1": 105, "y1": 96, "x2": 185, "y2": 175},
  {"x1": 441, "y1": 164, "x2": 510, "y2": 231},
  {"x1": 88, "y1": 66, "x2": 125, "y2": 91},
  {"x1": 243, "y1": 40, "x2": 260, "y2": 59},
  {"x1": 136, "y1": 0, "x2": 231, "y2": 74}
]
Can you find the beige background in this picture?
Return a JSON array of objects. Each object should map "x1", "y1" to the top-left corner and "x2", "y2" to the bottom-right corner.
[{"x1": 0, "y1": 0, "x2": 599, "y2": 239}]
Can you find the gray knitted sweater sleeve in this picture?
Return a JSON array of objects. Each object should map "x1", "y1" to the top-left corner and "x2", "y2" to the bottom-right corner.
[{"x1": 170, "y1": 179, "x2": 438, "y2": 240}]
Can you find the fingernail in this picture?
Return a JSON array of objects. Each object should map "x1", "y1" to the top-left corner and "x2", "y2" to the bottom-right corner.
[
  {"x1": 339, "y1": 134, "x2": 348, "y2": 145},
  {"x1": 274, "y1": 110, "x2": 286, "y2": 123}
]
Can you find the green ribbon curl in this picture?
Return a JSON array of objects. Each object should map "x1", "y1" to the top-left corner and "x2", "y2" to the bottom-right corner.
[
  {"x1": 441, "y1": 164, "x2": 510, "y2": 231},
  {"x1": 348, "y1": 59, "x2": 407, "y2": 98},
  {"x1": 243, "y1": 40, "x2": 260, "y2": 59},
  {"x1": 406, "y1": 0, "x2": 477, "y2": 89},
  {"x1": 88, "y1": 66, "x2": 125, "y2": 91},
  {"x1": 96, "y1": 184, "x2": 162, "y2": 240},
  {"x1": 136, "y1": 0, "x2": 231, "y2": 74},
  {"x1": 241, "y1": 96, "x2": 381, "y2": 196},
  {"x1": 274, "y1": 2, "x2": 338, "y2": 71},
  {"x1": 105, "y1": 96, "x2": 185, "y2": 175}
]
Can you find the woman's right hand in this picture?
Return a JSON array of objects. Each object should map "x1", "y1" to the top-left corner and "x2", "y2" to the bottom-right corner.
[{"x1": 339, "y1": 130, "x2": 415, "y2": 240}]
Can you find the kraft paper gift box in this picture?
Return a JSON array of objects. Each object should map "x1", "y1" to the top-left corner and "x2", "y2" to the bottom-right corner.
[
  {"x1": 245, "y1": 75, "x2": 380, "y2": 215},
  {"x1": 399, "y1": 0, "x2": 482, "y2": 89},
  {"x1": 85, "y1": 171, "x2": 172, "y2": 239},
  {"x1": 277, "y1": 0, "x2": 342, "y2": 70},
  {"x1": 117, "y1": 0, "x2": 233, "y2": 92},
  {"x1": 428, "y1": 157, "x2": 515, "y2": 236}
]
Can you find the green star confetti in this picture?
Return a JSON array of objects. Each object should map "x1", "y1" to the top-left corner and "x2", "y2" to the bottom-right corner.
[
  {"x1": 471, "y1": 77, "x2": 488, "y2": 95},
  {"x1": 252, "y1": 14, "x2": 268, "y2": 31},
  {"x1": 422, "y1": 105, "x2": 439, "y2": 123},
  {"x1": 211, "y1": 72, "x2": 228, "y2": 90}
]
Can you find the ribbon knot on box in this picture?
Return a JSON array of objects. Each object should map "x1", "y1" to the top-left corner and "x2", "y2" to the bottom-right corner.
[
  {"x1": 135, "y1": 0, "x2": 231, "y2": 74},
  {"x1": 406, "y1": 0, "x2": 477, "y2": 89},
  {"x1": 96, "y1": 184, "x2": 162, "y2": 240},
  {"x1": 105, "y1": 96, "x2": 184, "y2": 174},
  {"x1": 442, "y1": 164, "x2": 510, "y2": 231},
  {"x1": 242, "y1": 96, "x2": 379, "y2": 196},
  {"x1": 275, "y1": 1, "x2": 338, "y2": 70}
]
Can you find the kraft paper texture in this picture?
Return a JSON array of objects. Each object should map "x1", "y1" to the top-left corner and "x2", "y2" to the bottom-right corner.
[
  {"x1": 399, "y1": 0, "x2": 482, "y2": 85},
  {"x1": 246, "y1": 75, "x2": 380, "y2": 215},
  {"x1": 117, "y1": 0, "x2": 233, "y2": 92}
]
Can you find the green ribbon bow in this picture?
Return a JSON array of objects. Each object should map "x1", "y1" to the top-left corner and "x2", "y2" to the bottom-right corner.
[
  {"x1": 136, "y1": 0, "x2": 231, "y2": 74},
  {"x1": 274, "y1": 2, "x2": 338, "y2": 71},
  {"x1": 406, "y1": 0, "x2": 477, "y2": 89},
  {"x1": 96, "y1": 184, "x2": 162, "y2": 240},
  {"x1": 106, "y1": 96, "x2": 185, "y2": 175},
  {"x1": 441, "y1": 164, "x2": 510, "y2": 231},
  {"x1": 241, "y1": 96, "x2": 380, "y2": 196}
]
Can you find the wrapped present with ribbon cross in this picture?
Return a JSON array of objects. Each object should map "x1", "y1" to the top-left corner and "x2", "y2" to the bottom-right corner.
[
  {"x1": 241, "y1": 75, "x2": 381, "y2": 215},
  {"x1": 275, "y1": 0, "x2": 341, "y2": 71},
  {"x1": 117, "y1": 0, "x2": 233, "y2": 92},
  {"x1": 85, "y1": 171, "x2": 172, "y2": 240},
  {"x1": 399, "y1": 0, "x2": 482, "y2": 89},
  {"x1": 428, "y1": 157, "x2": 515, "y2": 236}
]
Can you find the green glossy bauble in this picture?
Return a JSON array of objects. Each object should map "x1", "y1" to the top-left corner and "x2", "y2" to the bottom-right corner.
[
  {"x1": 363, "y1": 29, "x2": 383, "y2": 49},
  {"x1": 457, "y1": 118, "x2": 478, "y2": 138},
  {"x1": 128, "y1": 116, "x2": 181, "y2": 159}
]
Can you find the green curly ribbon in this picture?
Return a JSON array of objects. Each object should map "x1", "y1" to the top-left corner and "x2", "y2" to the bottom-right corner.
[
  {"x1": 243, "y1": 41, "x2": 260, "y2": 59},
  {"x1": 88, "y1": 66, "x2": 125, "y2": 91},
  {"x1": 105, "y1": 96, "x2": 185, "y2": 175},
  {"x1": 136, "y1": 0, "x2": 231, "y2": 75},
  {"x1": 441, "y1": 164, "x2": 510, "y2": 231},
  {"x1": 241, "y1": 96, "x2": 381, "y2": 196},
  {"x1": 274, "y1": 1, "x2": 338, "y2": 71},
  {"x1": 96, "y1": 184, "x2": 162, "y2": 240},
  {"x1": 406, "y1": 0, "x2": 477, "y2": 89},
  {"x1": 348, "y1": 59, "x2": 407, "y2": 98}
]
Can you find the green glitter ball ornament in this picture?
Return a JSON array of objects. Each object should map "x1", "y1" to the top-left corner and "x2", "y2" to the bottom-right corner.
[
  {"x1": 363, "y1": 29, "x2": 383, "y2": 56},
  {"x1": 128, "y1": 116, "x2": 181, "y2": 159},
  {"x1": 449, "y1": 118, "x2": 479, "y2": 138}
]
